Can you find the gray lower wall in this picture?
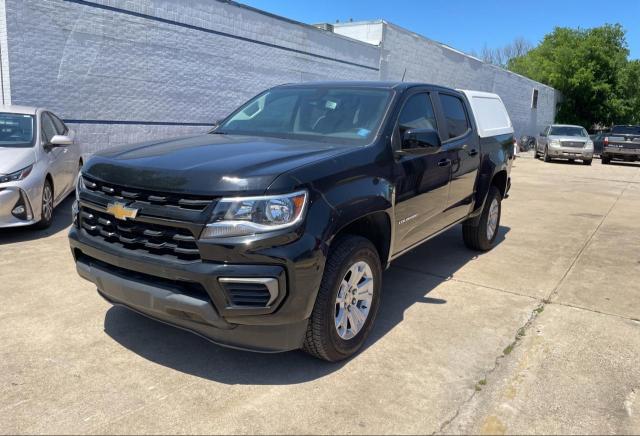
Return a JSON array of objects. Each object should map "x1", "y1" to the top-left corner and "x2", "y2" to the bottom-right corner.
[{"x1": 4, "y1": 1, "x2": 558, "y2": 153}]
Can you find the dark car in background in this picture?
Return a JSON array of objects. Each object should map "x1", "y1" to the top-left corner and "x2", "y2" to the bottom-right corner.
[{"x1": 601, "y1": 125, "x2": 640, "y2": 164}]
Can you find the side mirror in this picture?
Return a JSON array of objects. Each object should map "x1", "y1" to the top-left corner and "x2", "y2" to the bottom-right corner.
[
  {"x1": 49, "y1": 134, "x2": 74, "y2": 147},
  {"x1": 540, "y1": 132, "x2": 546, "y2": 137},
  {"x1": 402, "y1": 128, "x2": 441, "y2": 149}
]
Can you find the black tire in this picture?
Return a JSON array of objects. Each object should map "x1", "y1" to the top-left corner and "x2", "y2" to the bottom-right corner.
[
  {"x1": 532, "y1": 147, "x2": 538, "y2": 159},
  {"x1": 583, "y1": 159, "x2": 592, "y2": 166},
  {"x1": 462, "y1": 186, "x2": 502, "y2": 251},
  {"x1": 303, "y1": 235, "x2": 382, "y2": 362},
  {"x1": 543, "y1": 146, "x2": 551, "y2": 162},
  {"x1": 602, "y1": 156, "x2": 610, "y2": 164},
  {"x1": 34, "y1": 179, "x2": 54, "y2": 229}
]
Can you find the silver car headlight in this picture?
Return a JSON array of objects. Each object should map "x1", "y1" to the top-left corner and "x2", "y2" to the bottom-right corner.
[
  {"x1": 201, "y1": 190, "x2": 308, "y2": 239},
  {"x1": 0, "y1": 164, "x2": 33, "y2": 183},
  {"x1": 550, "y1": 139, "x2": 561, "y2": 147},
  {"x1": 585, "y1": 140, "x2": 594, "y2": 149}
]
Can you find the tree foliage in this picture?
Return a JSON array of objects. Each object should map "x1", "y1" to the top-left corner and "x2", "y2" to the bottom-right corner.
[{"x1": 507, "y1": 24, "x2": 640, "y2": 128}]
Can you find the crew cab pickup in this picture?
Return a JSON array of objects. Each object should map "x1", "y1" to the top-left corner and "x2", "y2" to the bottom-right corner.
[
  {"x1": 69, "y1": 82, "x2": 514, "y2": 361},
  {"x1": 601, "y1": 125, "x2": 640, "y2": 164}
]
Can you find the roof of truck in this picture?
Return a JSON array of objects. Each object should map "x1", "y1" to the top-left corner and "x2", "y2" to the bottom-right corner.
[{"x1": 276, "y1": 81, "x2": 459, "y2": 91}]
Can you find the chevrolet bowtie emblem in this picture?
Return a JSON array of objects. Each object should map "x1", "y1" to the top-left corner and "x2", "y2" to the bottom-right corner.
[{"x1": 106, "y1": 202, "x2": 138, "y2": 221}]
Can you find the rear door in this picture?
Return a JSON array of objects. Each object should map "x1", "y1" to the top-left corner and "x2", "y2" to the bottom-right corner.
[
  {"x1": 435, "y1": 92, "x2": 479, "y2": 222},
  {"x1": 392, "y1": 90, "x2": 452, "y2": 254}
]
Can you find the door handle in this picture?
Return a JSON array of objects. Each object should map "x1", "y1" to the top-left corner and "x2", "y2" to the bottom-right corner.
[
  {"x1": 468, "y1": 148, "x2": 479, "y2": 156},
  {"x1": 437, "y1": 158, "x2": 452, "y2": 167}
]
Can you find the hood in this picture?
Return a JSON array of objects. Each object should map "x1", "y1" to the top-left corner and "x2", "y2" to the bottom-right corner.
[
  {"x1": 0, "y1": 147, "x2": 36, "y2": 175},
  {"x1": 548, "y1": 135, "x2": 588, "y2": 143},
  {"x1": 84, "y1": 134, "x2": 353, "y2": 195}
]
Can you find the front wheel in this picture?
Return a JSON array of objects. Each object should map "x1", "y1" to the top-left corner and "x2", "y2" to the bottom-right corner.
[
  {"x1": 34, "y1": 179, "x2": 54, "y2": 229},
  {"x1": 303, "y1": 235, "x2": 381, "y2": 362},
  {"x1": 463, "y1": 186, "x2": 502, "y2": 251},
  {"x1": 543, "y1": 146, "x2": 551, "y2": 162},
  {"x1": 583, "y1": 159, "x2": 592, "y2": 166}
]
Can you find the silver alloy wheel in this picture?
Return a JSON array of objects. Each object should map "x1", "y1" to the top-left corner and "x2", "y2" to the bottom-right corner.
[
  {"x1": 42, "y1": 183, "x2": 53, "y2": 222},
  {"x1": 334, "y1": 260, "x2": 374, "y2": 340},
  {"x1": 486, "y1": 198, "x2": 499, "y2": 241}
]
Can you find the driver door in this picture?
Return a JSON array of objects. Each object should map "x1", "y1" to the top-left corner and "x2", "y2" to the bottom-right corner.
[
  {"x1": 40, "y1": 112, "x2": 68, "y2": 202},
  {"x1": 392, "y1": 91, "x2": 453, "y2": 254}
]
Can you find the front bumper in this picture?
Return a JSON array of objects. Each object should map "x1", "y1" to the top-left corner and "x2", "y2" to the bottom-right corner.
[
  {"x1": 0, "y1": 186, "x2": 37, "y2": 228},
  {"x1": 548, "y1": 146, "x2": 593, "y2": 160},
  {"x1": 69, "y1": 222, "x2": 319, "y2": 352}
]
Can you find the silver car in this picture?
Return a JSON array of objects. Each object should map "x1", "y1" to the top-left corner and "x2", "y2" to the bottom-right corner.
[
  {"x1": 0, "y1": 106, "x2": 81, "y2": 229},
  {"x1": 534, "y1": 124, "x2": 594, "y2": 165}
]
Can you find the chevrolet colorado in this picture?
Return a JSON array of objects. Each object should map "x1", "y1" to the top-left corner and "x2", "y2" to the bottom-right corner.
[{"x1": 69, "y1": 82, "x2": 514, "y2": 361}]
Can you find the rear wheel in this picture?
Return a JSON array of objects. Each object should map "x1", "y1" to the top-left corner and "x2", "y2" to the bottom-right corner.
[
  {"x1": 303, "y1": 235, "x2": 381, "y2": 362},
  {"x1": 463, "y1": 186, "x2": 502, "y2": 251},
  {"x1": 602, "y1": 156, "x2": 610, "y2": 164},
  {"x1": 34, "y1": 179, "x2": 54, "y2": 229}
]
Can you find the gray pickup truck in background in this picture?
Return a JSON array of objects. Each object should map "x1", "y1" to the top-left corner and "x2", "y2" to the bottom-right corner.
[{"x1": 601, "y1": 125, "x2": 640, "y2": 164}]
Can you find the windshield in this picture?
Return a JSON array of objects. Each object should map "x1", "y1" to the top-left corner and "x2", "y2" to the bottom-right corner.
[
  {"x1": 215, "y1": 86, "x2": 393, "y2": 144},
  {"x1": 549, "y1": 126, "x2": 587, "y2": 137},
  {"x1": 0, "y1": 113, "x2": 35, "y2": 148},
  {"x1": 611, "y1": 125, "x2": 640, "y2": 135}
]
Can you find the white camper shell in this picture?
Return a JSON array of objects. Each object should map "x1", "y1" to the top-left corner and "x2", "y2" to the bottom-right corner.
[{"x1": 458, "y1": 90, "x2": 514, "y2": 138}]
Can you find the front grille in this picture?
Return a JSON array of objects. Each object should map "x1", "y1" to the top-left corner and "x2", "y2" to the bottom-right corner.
[
  {"x1": 80, "y1": 206, "x2": 201, "y2": 261},
  {"x1": 82, "y1": 175, "x2": 214, "y2": 211},
  {"x1": 561, "y1": 141, "x2": 585, "y2": 148}
]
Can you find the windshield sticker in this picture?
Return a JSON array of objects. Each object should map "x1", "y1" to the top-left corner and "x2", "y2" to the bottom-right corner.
[
  {"x1": 325, "y1": 100, "x2": 337, "y2": 110},
  {"x1": 357, "y1": 128, "x2": 370, "y2": 137}
]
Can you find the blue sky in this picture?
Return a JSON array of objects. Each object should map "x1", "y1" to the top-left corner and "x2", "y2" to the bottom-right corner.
[{"x1": 238, "y1": 0, "x2": 640, "y2": 59}]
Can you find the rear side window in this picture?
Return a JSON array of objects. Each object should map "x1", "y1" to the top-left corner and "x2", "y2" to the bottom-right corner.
[
  {"x1": 398, "y1": 93, "x2": 437, "y2": 131},
  {"x1": 49, "y1": 113, "x2": 68, "y2": 135},
  {"x1": 440, "y1": 94, "x2": 470, "y2": 139}
]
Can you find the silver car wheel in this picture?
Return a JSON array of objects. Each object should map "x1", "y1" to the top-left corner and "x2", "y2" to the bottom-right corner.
[
  {"x1": 334, "y1": 260, "x2": 374, "y2": 340},
  {"x1": 42, "y1": 183, "x2": 53, "y2": 221},
  {"x1": 486, "y1": 198, "x2": 499, "y2": 241}
]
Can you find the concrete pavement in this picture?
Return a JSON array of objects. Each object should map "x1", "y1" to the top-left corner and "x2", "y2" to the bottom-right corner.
[{"x1": 0, "y1": 156, "x2": 639, "y2": 434}]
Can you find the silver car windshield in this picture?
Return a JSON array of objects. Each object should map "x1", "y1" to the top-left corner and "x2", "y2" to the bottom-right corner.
[
  {"x1": 215, "y1": 87, "x2": 393, "y2": 145},
  {"x1": 549, "y1": 126, "x2": 587, "y2": 137},
  {"x1": 0, "y1": 113, "x2": 35, "y2": 148}
]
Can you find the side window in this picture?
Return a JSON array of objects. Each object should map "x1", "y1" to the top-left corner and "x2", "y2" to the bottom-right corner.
[
  {"x1": 40, "y1": 113, "x2": 57, "y2": 145},
  {"x1": 50, "y1": 113, "x2": 68, "y2": 135},
  {"x1": 398, "y1": 93, "x2": 437, "y2": 134},
  {"x1": 439, "y1": 94, "x2": 470, "y2": 139}
]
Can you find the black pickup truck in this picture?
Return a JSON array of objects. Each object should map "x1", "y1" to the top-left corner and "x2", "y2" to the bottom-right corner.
[
  {"x1": 601, "y1": 125, "x2": 640, "y2": 164},
  {"x1": 69, "y1": 82, "x2": 514, "y2": 361}
]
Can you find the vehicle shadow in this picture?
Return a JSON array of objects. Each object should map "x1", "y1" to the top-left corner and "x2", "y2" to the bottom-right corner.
[
  {"x1": 0, "y1": 195, "x2": 74, "y2": 245},
  {"x1": 603, "y1": 161, "x2": 640, "y2": 168},
  {"x1": 104, "y1": 225, "x2": 510, "y2": 385}
]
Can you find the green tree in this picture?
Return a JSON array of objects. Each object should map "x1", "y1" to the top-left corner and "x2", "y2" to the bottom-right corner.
[{"x1": 507, "y1": 24, "x2": 638, "y2": 128}]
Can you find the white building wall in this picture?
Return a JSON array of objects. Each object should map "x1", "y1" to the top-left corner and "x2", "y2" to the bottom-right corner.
[
  {"x1": 3, "y1": 1, "x2": 557, "y2": 153},
  {"x1": 373, "y1": 22, "x2": 559, "y2": 138}
]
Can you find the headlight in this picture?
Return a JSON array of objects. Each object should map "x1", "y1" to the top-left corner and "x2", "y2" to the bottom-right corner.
[
  {"x1": 75, "y1": 172, "x2": 83, "y2": 202},
  {"x1": 201, "y1": 190, "x2": 308, "y2": 238},
  {"x1": 550, "y1": 139, "x2": 561, "y2": 147},
  {"x1": 585, "y1": 140, "x2": 594, "y2": 148},
  {"x1": 0, "y1": 164, "x2": 33, "y2": 183}
]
